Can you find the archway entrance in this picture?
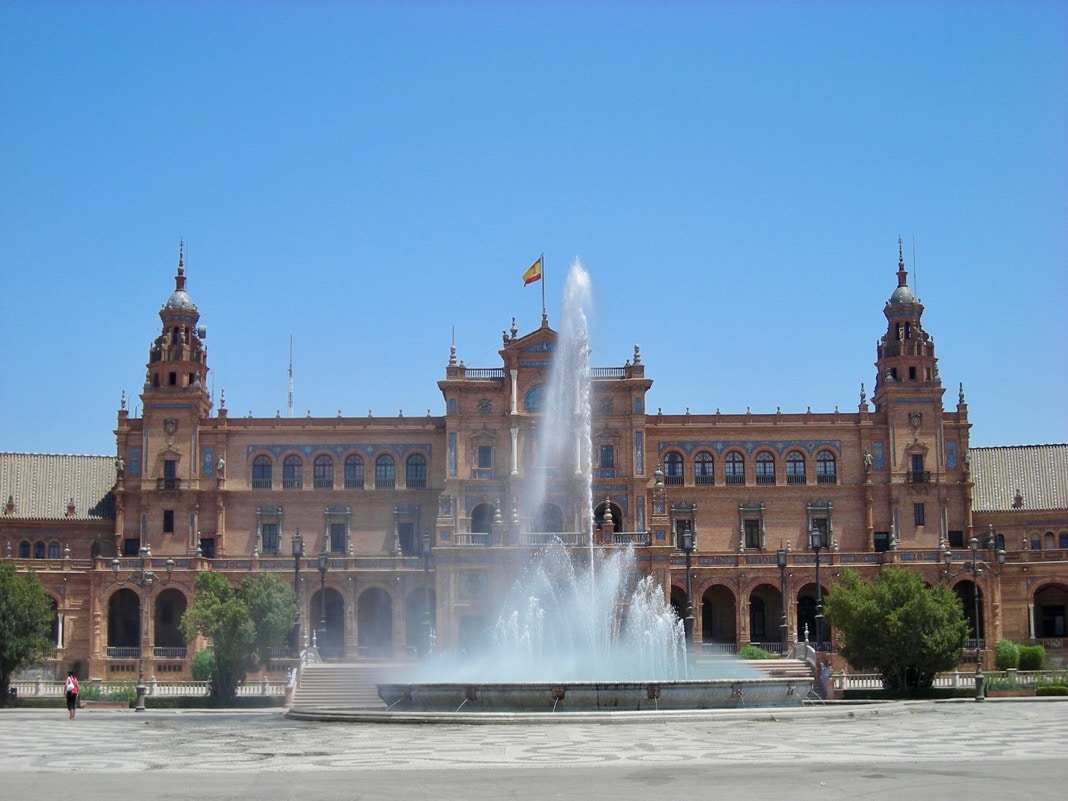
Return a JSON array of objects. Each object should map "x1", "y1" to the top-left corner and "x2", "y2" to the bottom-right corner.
[{"x1": 357, "y1": 587, "x2": 393, "y2": 658}]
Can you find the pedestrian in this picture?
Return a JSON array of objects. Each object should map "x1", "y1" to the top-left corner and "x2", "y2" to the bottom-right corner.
[{"x1": 64, "y1": 671, "x2": 79, "y2": 719}]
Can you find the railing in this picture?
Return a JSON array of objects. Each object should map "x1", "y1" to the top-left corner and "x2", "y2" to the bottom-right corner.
[
  {"x1": 156, "y1": 478, "x2": 181, "y2": 491},
  {"x1": 464, "y1": 368, "x2": 505, "y2": 379},
  {"x1": 907, "y1": 471, "x2": 932, "y2": 484},
  {"x1": 817, "y1": 473, "x2": 837, "y2": 485},
  {"x1": 313, "y1": 478, "x2": 333, "y2": 489},
  {"x1": 756, "y1": 474, "x2": 775, "y2": 485},
  {"x1": 664, "y1": 474, "x2": 684, "y2": 486},
  {"x1": 787, "y1": 474, "x2": 806, "y2": 485},
  {"x1": 343, "y1": 478, "x2": 364, "y2": 489},
  {"x1": 282, "y1": 479, "x2": 303, "y2": 490},
  {"x1": 590, "y1": 367, "x2": 626, "y2": 379},
  {"x1": 454, "y1": 532, "x2": 490, "y2": 546},
  {"x1": 105, "y1": 647, "x2": 140, "y2": 659},
  {"x1": 725, "y1": 474, "x2": 745, "y2": 485},
  {"x1": 695, "y1": 474, "x2": 714, "y2": 486},
  {"x1": 375, "y1": 477, "x2": 395, "y2": 490},
  {"x1": 612, "y1": 532, "x2": 652, "y2": 546},
  {"x1": 699, "y1": 642, "x2": 739, "y2": 655},
  {"x1": 527, "y1": 532, "x2": 584, "y2": 546},
  {"x1": 152, "y1": 647, "x2": 187, "y2": 659},
  {"x1": 746, "y1": 642, "x2": 786, "y2": 655},
  {"x1": 10, "y1": 678, "x2": 289, "y2": 698},
  {"x1": 252, "y1": 478, "x2": 272, "y2": 489}
]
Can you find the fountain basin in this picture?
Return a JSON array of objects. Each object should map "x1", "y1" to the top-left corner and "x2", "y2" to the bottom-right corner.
[{"x1": 378, "y1": 677, "x2": 811, "y2": 712}]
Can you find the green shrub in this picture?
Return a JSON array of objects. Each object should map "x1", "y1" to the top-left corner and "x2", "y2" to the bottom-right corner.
[
  {"x1": 1018, "y1": 644, "x2": 1046, "y2": 671},
  {"x1": 78, "y1": 682, "x2": 135, "y2": 702},
  {"x1": 1035, "y1": 684, "x2": 1068, "y2": 696},
  {"x1": 737, "y1": 644, "x2": 778, "y2": 660},
  {"x1": 191, "y1": 649, "x2": 215, "y2": 681},
  {"x1": 994, "y1": 640, "x2": 1020, "y2": 670}
]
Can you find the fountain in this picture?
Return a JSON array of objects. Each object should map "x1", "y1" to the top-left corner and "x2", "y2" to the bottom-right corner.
[{"x1": 378, "y1": 260, "x2": 810, "y2": 712}]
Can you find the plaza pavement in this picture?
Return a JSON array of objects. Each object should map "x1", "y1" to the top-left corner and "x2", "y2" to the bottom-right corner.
[{"x1": 0, "y1": 700, "x2": 1065, "y2": 800}]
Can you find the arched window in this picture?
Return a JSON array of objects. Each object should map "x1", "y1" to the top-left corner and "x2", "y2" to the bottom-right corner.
[
  {"x1": 1031, "y1": 533, "x2": 1041, "y2": 551},
  {"x1": 725, "y1": 452, "x2": 745, "y2": 485},
  {"x1": 1045, "y1": 532, "x2": 1055, "y2": 550},
  {"x1": 523, "y1": 384, "x2": 540, "y2": 412},
  {"x1": 47, "y1": 541, "x2": 60, "y2": 560},
  {"x1": 816, "y1": 451, "x2": 837, "y2": 484},
  {"x1": 786, "y1": 451, "x2": 806, "y2": 484},
  {"x1": 532, "y1": 503, "x2": 564, "y2": 533},
  {"x1": 34, "y1": 541, "x2": 45, "y2": 559},
  {"x1": 313, "y1": 455, "x2": 334, "y2": 489},
  {"x1": 694, "y1": 451, "x2": 714, "y2": 485},
  {"x1": 252, "y1": 455, "x2": 273, "y2": 489},
  {"x1": 1060, "y1": 532, "x2": 1068, "y2": 549},
  {"x1": 282, "y1": 455, "x2": 303, "y2": 489},
  {"x1": 664, "y1": 452, "x2": 683, "y2": 485},
  {"x1": 406, "y1": 454, "x2": 427, "y2": 489},
  {"x1": 755, "y1": 452, "x2": 776, "y2": 485},
  {"x1": 344, "y1": 454, "x2": 365, "y2": 489},
  {"x1": 375, "y1": 455, "x2": 396, "y2": 489},
  {"x1": 18, "y1": 540, "x2": 30, "y2": 559}
]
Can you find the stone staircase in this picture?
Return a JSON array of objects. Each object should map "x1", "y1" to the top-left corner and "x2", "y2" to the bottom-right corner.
[
  {"x1": 291, "y1": 662, "x2": 399, "y2": 709},
  {"x1": 744, "y1": 658, "x2": 814, "y2": 680}
]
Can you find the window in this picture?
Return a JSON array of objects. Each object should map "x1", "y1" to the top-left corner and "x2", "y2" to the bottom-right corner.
[
  {"x1": 874, "y1": 531, "x2": 890, "y2": 552},
  {"x1": 473, "y1": 445, "x2": 493, "y2": 478},
  {"x1": 375, "y1": 455, "x2": 396, "y2": 489},
  {"x1": 344, "y1": 455, "x2": 364, "y2": 489},
  {"x1": 18, "y1": 540, "x2": 29, "y2": 559},
  {"x1": 261, "y1": 523, "x2": 280, "y2": 553},
  {"x1": 695, "y1": 452, "x2": 714, "y2": 485},
  {"x1": 755, "y1": 452, "x2": 775, "y2": 485},
  {"x1": 163, "y1": 509, "x2": 174, "y2": 533},
  {"x1": 913, "y1": 503, "x2": 925, "y2": 527},
  {"x1": 199, "y1": 537, "x2": 216, "y2": 558},
  {"x1": 725, "y1": 452, "x2": 745, "y2": 485},
  {"x1": 1045, "y1": 532, "x2": 1055, "y2": 550},
  {"x1": 816, "y1": 451, "x2": 837, "y2": 484},
  {"x1": 948, "y1": 530, "x2": 964, "y2": 548},
  {"x1": 406, "y1": 454, "x2": 427, "y2": 489},
  {"x1": 313, "y1": 455, "x2": 334, "y2": 489},
  {"x1": 599, "y1": 445, "x2": 615, "y2": 478},
  {"x1": 664, "y1": 452, "x2": 683, "y2": 485},
  {"x1": 162, "y1": 458, "x2": 178, "y2": 490},
  {"x1": 1060, "y1": 532, "x2": 1068, "y2": 549},
  {"x1": 34, "y1": 541, "x2": 45, "y2": 559},
  {"x1": 744, "y1": 519, "x2": 761, "y2": 550},
  {"x1": 330, "y1": 522, "x2": 347, "y2": 553},
  {"x1": 1031, "y1": 534, "x2": 1041, "y2": 550},
  {"x1": 252, "y1": 455, "x2": 272, "y2": 489},
  {"x1": 786, "y1": 452, "x2": 806, "y2": 485},
  {"x1": 523, "y1": 385, "x2": 540, "y2": 412},
  {"x1": 282, "y1": 456, "x2": 303, "y2": 490},
  {"x1": 123, "y1": 538, "x2": 141, "y2": 556},
  {"x1": 908, "y1": 453, "x2": 929, "y2": 483},
  {"x1": 47, "y1": 541, "x2": 60, "y2": 560}
]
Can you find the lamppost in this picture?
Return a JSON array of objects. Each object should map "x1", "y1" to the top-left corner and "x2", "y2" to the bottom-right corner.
[
  {"x1": 944, "y1": 535, "x2": 1005, "y2": 701},
  {"x1": 808, "y1": 527, "x2": 825, "y2": 651},
  {"x1": 111, "y1": 545, "x2": 173, "y2": 712},
  {"x1": 422, "y1": 530, "x2": 433, "y2": 658},
  {"x1": 679, "y1": 528, "x2": 695, "y2": 650},
  {"x1": 291, "y1": 530, "x2": 304, "y2": 654},
  {"x1": 317, "y1": 549, "x2": 329, "y2": 652},
  {"x1": 777, "y1": 546, "x2": 789, "y2": 653}
]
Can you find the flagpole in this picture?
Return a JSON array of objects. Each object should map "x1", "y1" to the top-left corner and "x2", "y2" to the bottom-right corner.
[{"x1": 540, "y1": 252, "x2": 546, "y2": 323}]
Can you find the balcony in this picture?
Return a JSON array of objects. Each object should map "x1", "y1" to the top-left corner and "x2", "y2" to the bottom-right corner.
[
  {"x1": 153, "y1": 646, "x2": 187, "y2": 659},
  {"x1": 252, "y1": 478, "x2": 272, "y2": 489},
  {"x1": 817, "y1": 474, "x2": 837, "y2": 485},
  {"x1": 907, "y1": 471, "x2": 932, "y2": 484},
  {"x1": 455, "y1": 532, "x2": 490, "y2": 546},
  {"x1": 313, "y1": 478, "x2": 334, "y2": 490},
  {"x1": 376, "y1": 477, "x2": 395, "y2": 490},
  {"x1": 787, "y1": 474, "x2": 806, "y2": 485},
  {"x1": 156, "y1": 478, "x2": 181, "y2": 491},
  {"x1": 663, "y1": 474, "x2": 684, "y2": 486},
  {"x1": 282, "y1": 479, "x2": 303, "y2": 490},
  {"x1": 725, "y1": 474, "x2": 745, "y2": 486},
  {"x1": 756, "y1": 474, "x2": 775, "y2": 485},
  {"x1": 471, "y1": 468, "x2": 495, "y2": 480},
  {"x1": 106, "y1": 647, "x2": 140, "y2": 659},
  {"x1": 344, "y1": 478, "x2": 364, "y2": 489},
  {"x1": 406, "y1": 477, "x2": 427, "y2": 489},
  {"x1": 695, "y1": 474, "x2": 714, "y2": 486}
]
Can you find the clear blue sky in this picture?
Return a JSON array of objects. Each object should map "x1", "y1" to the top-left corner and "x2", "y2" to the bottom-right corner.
[{"x1": 1, "y1": 1, "x2": 1065, "y2": 456}]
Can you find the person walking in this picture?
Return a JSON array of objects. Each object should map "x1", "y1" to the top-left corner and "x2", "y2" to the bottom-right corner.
[{"x1": 64, "y1": 671, "x2": 79, "y2": 719}]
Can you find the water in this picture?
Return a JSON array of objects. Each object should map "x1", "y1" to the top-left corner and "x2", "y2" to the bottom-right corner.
[{"x1": 417, "y1": 259, "x2": 757, "y2": 684}]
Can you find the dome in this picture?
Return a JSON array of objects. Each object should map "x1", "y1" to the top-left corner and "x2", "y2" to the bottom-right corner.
[
  {"x1": 164, "y1": 288, "x2": 197, "y2": 312},
  {"x1": 889, "y1": 284, "x2": 917, "y2": 305}
]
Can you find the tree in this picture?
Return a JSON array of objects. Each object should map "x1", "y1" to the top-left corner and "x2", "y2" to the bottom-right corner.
[
  {"x1": 180, "y1": 571, "x2": 295, "y2": 703},
  {"x1": 0, "y1": 565, "x2": 55, "y2": 705},
  {"x1": 823, "y1": 567, "x2": 968, "y2": 694}
]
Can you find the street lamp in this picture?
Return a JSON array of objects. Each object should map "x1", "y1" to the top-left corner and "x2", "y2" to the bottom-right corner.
[
  {"x1": 777, "y1": 546, "x2": 789, "y2": 653},
  {"x1": 111, "y1": 545, "x2": 174, "y2": 712},
  {"x1": 422, "y1": 530, "x2": 433, "y2": 658},
  {"x1": 317, "y1": 549, "x2": 329, "y2": 651},
  {"x1": 808, "y1": 527, "x2": 825, "y2": 651},
  {"x1": 944, "y1": 535, "x2": 1006, "y2": 701},
  {"x1": 291, "y1": 530, "x2": 304, "y2": 653},
  {"x1": 679, "y1": 527, "x2": 695, "y2": 649}
]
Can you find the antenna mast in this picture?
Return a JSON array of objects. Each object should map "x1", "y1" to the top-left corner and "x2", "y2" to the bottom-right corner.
[{"x1": 287, "y1": 335, "x2": 294, "y2": 418}]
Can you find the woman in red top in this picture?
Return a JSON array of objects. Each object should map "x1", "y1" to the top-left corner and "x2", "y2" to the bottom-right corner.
[{"x1": 65, "y1": 671, "x2": 79, "y2": 719}]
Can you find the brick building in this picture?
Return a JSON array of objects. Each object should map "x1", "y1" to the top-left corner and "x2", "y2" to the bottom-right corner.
[{"x1": 2, "y1": 246, "x2": 1066, "y2": 680}]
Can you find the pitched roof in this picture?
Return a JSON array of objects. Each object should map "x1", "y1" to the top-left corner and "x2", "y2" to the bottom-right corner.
[
  {"x1": 0, "y1": 453, "x2": 116, "y2": 521},
  {"x1": 970, "y1": 444, "x2": 1068, "y2": 513}
]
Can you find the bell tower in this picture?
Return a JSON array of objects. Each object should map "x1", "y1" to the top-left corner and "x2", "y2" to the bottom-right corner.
[
  {"x1": 142, "y1": 243, "x2": 211, "y2": 416},
  {"x1": 872, "y1": 238, "x2": 942, "y2": 409}
]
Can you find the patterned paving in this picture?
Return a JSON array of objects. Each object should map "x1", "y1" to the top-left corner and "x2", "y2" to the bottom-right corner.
[{"x1": 0, "y1": 701, "x2": 1064, "y2": 775}]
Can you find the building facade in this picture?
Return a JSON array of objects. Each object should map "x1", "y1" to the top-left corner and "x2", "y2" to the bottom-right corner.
[{"x1": 3, "y1": 246, "x2": 1066, "y2": 680}]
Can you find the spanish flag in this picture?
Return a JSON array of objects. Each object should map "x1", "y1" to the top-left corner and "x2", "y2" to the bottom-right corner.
[{"x1": 522, "y1": 255, "x2": 543, "y2": 286}]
